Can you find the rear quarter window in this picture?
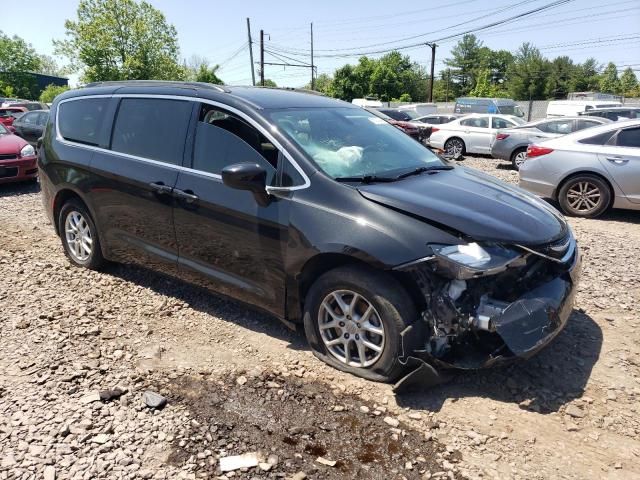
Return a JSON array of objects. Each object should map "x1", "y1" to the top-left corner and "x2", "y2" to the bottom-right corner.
[
  {"x1": 578, "y1": 130, "x2": 615, "y2": 145},
  {"x1": 616, "y1": 127, "x2": 640, "y2": 148},
  {"x1": 58, "y1": 98, "x2": 110, "y2": 146}
]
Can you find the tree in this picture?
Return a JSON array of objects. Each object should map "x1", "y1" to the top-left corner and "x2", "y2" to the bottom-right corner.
[
  {"x1": 545, "y1": 56, "x2": 576, "y2": 99},
  {"x1": 619, "y1": 67, "x2": 638, "y2": 97},
  {"x1": 507, "y1": 43, "x2": 550, "y2": 100},
  {"x1": 54, "y1": 0, "x2": 185, "y2": 83},
  {"x1": 262, "y1": 79, "x2": 277, "y2": 87},
  {"x1": 0, "y1": 31, "x2": 42, "y2": 98},
  {"x1": 329, "y1": 64, "x2": 366, "y2": 100},
  {"x1": 311, "y1": 73, "x2": 332, "y2": 94},
  {"x1": 571, "y1": 58, "x2": 600, "y2": 91},
  {"x1": 184, "y1": 55, "x2": 223, "y2": 84},
  {"x1": 599, "y1": 62, "x2": 620, "y2": 94},
  {"x1": 39, "y1": 84, "x2": 70, "y2": 103},
  {"x1": 38, "y1": 55, "x2": 66, "y2": 77},
  {"x1": 445, "y1": 35, "x2": 485, "y2": 95}
]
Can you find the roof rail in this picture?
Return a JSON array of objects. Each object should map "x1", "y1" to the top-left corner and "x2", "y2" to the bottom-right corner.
[{"x1": 81, "y1": 80, "x2": 231, "y2": 93}]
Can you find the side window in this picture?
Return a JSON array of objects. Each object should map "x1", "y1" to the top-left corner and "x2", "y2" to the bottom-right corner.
[
  {"x1": 193, "y1": 104, "x2": 278, "y2": 182},
  {"x1": 576, "y1": 119, "x2": 601, "y2": 130},
  {"x1": 472, "y1": 117, "x2": 489, "y2": 128},
  {"x1": 21, "y1": 112, "x2": 38, "y2": 124},
  {"x1": 616, "y1": 127, "x2": 640, "y2": 148},
  {"x1": 37, "y1": 112, "x2": 49, "y2": 126},
  {"x1": 0, "y1": 109, "x2": 9, "y2": 118},
  {"x1": 538, "y1": 120, "x2": 572, "y2": 134},
  {"x1": 492, "y1": 118, "x2": 512, "y2": 129},
  {"x1": 280, "y1": 154, "x2": 305, "y2": 187},
  {"x1": 58, "y1": 98, "x2": 109, "y2": 146},
  {"x1": 111, "y1": 98, "x2": 191, "y2": 165},
  {"x1": 460, "y1": 118, "x2": 475, "y2": 127},
  {"x1": 578, "y1": 130, "x2": 615, "y2": 145}
]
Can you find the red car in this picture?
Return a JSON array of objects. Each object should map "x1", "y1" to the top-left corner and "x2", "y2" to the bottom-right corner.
[
  {"x1": 0, "y1": 106, "x2": 28, "y2": 128},
  {"x1": 0, "y1": 123, "x2": 38, "y2": 184}
]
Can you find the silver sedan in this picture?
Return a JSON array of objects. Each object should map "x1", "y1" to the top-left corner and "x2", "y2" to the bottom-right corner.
[
  {"x1": 519, "y1": 119, "x2": 640, "y2": 218},
  {"x1": 491, "y1": 116, "x2": 610, "y2": 170}
]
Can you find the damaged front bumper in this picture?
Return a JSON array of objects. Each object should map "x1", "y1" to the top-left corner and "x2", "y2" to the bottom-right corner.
[{"x1": 393, "y1": 239, "x2": 581, "y2": 392}]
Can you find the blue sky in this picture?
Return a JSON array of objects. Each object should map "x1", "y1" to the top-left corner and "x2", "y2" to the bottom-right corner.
[{"x1": 3, "y1": 0, "x2": 640, "y2": 87}]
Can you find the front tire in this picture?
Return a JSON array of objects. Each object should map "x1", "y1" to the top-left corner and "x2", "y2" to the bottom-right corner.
[
  {"x1": 303, "y1": 265, "x2": 418, "y2": 382},
  {"x1": 59, "y1": 199, "x2": 105, "y2": 269},
  {"x1": 558, "y1": 174, "x2": 611, "y2": 218}
]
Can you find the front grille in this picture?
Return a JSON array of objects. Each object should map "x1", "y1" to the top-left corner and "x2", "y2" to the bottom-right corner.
[{"x1": 0, "y1": 154, "x2": 18, "y2": 161}]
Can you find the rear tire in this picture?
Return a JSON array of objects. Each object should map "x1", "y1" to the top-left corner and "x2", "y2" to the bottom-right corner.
[
  {"x1": 558, "y1": 174, "x2": 610, "y2": 218},
  {"x1": 303, "y1": 265, "x2": 419, "y2": 383},
  {"x1": 58, "y1": 199, "x2": 105, "y2": 269},
  {"x1": 511, "y1": 148, "x2": 527, "y2": 170},
  {"x1": 444, "y1": 137, "x2": 465, "y2": 158}
]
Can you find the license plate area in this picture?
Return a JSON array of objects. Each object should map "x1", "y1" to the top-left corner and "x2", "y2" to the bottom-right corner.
[{"x1": 0, "y1": 166, "x2": 18, "y2": 178}]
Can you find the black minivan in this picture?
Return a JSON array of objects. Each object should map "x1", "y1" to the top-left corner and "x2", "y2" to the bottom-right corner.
[{"x1": 39, "y1": 81, "x2": 580, "y2": 386}]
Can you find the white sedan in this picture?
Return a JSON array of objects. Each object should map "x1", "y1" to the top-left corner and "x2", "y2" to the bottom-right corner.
[{"x1": 428, "y1": 114, "x2": 525, "y2": 156}]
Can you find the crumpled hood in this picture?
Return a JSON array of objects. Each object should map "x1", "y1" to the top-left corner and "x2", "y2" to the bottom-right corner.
[{"x1": 358, "y1": 166, "x2": 567, "y2": 245}]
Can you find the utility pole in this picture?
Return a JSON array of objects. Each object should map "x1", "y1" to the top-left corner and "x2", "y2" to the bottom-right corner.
[
  {"x1": 310, "y1": 23, "x2": 315, "y2": 90},
  {"x1": 260, "y1": 30, "x2": 265, "y2": 86},
  {"x1": 427, "y1": 42, "x2": 436, "y2": 103},
  {"x1": 445, "y1": 68, "x2": 450, "y2": 103},
  {"x1": 246, "y1": 18, "x2": 255, "y2": 86}
]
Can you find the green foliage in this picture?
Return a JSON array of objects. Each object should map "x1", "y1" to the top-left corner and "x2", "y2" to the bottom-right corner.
[
  {"x1": 312, "y1": 73, "x2": 333, "y2": 94},
  {"x1": 619, "y1": 67, "x2": 639, "y2": 97},
  {"x1": 0, "y1": 84, "x2": 15, "y2": 98},
  {"x1": 327, "y1": 52, "x2": 427, "y2": 102},
  {"x1": 507, "y1": 43, "x2": 550, "y2": 100},
  {"x1": 262, "y1": 79, "x2": 277, "y2": 87},
  {"x1": 599, "y1": 62, "x2": 620, "y2": 94},
  {"x1": 184, "y1": 55, "x2": 223, "y2": 85},
  {"x1": 39, "y1": 84, "x2": 71, "y2": 103},
  {"x1": 0, "y1": 31, "x2": 43, "y2": 98},
  {"x1": 571, "y1": 58, "x2": 600, "y2": 91},
  {"x1": 394, "y1": 93, "x2": 412, "y2": 102},
  {"x1": 54, "y1": 0, "x2": 185, "y2": 83},
  {"x1": 545, "y1": 56, "x2": 574, "y2": 99},
  {"x1": 444, "y1": 35, "x2": 484, "y2": 95}
]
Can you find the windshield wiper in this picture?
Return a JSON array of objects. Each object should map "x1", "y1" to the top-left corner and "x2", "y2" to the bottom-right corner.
[
  {"x1": 395, "y1": 165, "x2": 453, "y2": 180},
  {"x1": 334, "y1": 175, "x2": 397, "y2": 184}
]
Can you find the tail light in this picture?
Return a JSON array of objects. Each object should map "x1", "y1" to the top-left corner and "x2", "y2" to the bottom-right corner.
[
  {"x1": 526, "y1": 145, "x2": 554, "y2": 158},
  {"x1": 431, "y1": 127, "x2": 440, "y2": 133},
  {"x1": 495, "y1": 133, "x2": 509, "y2": 140}
]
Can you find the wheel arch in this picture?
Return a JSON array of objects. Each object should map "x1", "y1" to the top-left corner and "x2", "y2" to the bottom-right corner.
[
  {"x1": 52, "y1": 187, "x2": 96, "y2": 236},
  {"x1": 510, "y1": 145, "x2": 528, "y2": 161}
]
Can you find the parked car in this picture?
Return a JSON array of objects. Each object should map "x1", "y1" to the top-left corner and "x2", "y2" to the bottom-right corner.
[
  {"x1": 415, "y1": 114, "x2": 461, "y2": 125},
  {"x1": 351, "y1": 97, "x2": 383, "y2": 108},
  {"x1": 12, "y1": 110, "x2": 49, "y2": 147},
  {"x1": 428, "y1": 114, "x2": 525, "y2": 156},
  {"x1": 579, "y1": 106, "x2": 640, "y2": 122},
  {"x1": 519, "y1": 119, "x2": 640, "y2": 218},
  {"x1": 492, "y1": 116, "x2": 611, "y2": 170},
  {"x1": 0, "y1": 123, "x2": 38, "y2": 184},
  {"x1": 454, "y1": 97, "x2": 525, "y2": 117},
  {"x1": 40, "y1": 81, "x2": 580, "y2": 387},
  {"x1": 396, "y1": 103, "x2": 437, "y2": 117},
  {"x1": 546, "y1": 100, "x2": 622, "y2": 117},
  {"x1": 365, "y1": 107, "x2": 427, "y2": 142},
  {"x1": 377, "y1": 108, "x2": 417, "y2": 122},
  {"x1": 3, "y1": 101, "x2": 49, "y2": 111},
  {"x1": 0, "y1": 107, "x2": 28, "y2": 128}
]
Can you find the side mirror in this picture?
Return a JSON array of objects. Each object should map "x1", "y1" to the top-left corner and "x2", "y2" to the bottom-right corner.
[
  {"x1": 222, "y1": 163, "x2": 267, "y2": 193},
  {"x1": 7, "y1": 126, "x2": 16, "y2": 134}
]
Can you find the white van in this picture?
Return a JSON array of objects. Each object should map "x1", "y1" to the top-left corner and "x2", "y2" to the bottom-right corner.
[
  {"x1": 546, "y1": 100, "x2": 622, "y2": 117},
  {"x1": 397, "y1": 103, "x2": 437, "y2": 117},
  {"x1": 351, "y1": 98, "x2": 383, "y2": 108}
]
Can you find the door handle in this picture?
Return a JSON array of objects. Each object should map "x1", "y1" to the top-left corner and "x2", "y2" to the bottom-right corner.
[
  {"x1": 149, "y1": 182, "x2": 173, "y2": 195},
  {"x1": 606, "y1": 156, "x2": 629, "y2": 164},
  {"x1": 173, "y1": 188, "x2": 199, "y2": 203}
]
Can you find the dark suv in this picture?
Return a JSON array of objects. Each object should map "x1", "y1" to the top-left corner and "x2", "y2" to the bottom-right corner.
[{"x1": 39, "y1": 81, "x2": 581, "y2": 387}]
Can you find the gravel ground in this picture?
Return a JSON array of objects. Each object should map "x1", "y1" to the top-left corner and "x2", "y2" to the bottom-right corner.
[{"x1": 1, "y1": 157, "x2": 639, "y2": 480}]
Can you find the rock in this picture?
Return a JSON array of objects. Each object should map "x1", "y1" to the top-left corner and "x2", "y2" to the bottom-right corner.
[
  {"x1": 236, "y1": 375, "x2": 247, "y2": 386},
  {"x1": 142, "y1": 391, "x2": 167, "y2": 409},
  {"x1": 565, "y1": 405, "x2": 586, "y2": 418},
  {"x1": 384, "y1": 416, "x2": 400, "y2": 428},
  {"x1": 408, "y1": 412, "x2": 422, "y2": 420},
  {"x1": 79, "y1": 391, "x2": 101, "y2": 404},
  {"x1": 44, "y1": 465, "x2": 56, "y2": 480},
  {"x1": 332, "y1": 405, "x2": 345, "y2": 412},
  {"x1": 289, "y1": 473, "x2": 307, "y2": 480},
  {"x1": 99, "y1": 388, "x2": 125, "y2": 401},
  {"x1": 316, "y1": 456, "x2": 337, "y2": 467},
  {"x1": 219, "y1": 452, "x2": 260, "y2": 472},
  {"x1": 15, "y1": 319, "x2": 31, "y2": 329},
  {"x1": 359, "y1": 406, "x2": 370, "y2": 414},
  {"x1": 405, "y1": 461, "x2": 414, "y2": 470},
  {"x1": 258, "y1": 462, "x2": 273, "y2": 471},
  {"x1": 267, "y1": 454, "x2": 279, "y2": 466},
  {"x1": 91, "y1": 434, "x2": 110, "y2": 444},
  {"x1": 1, "y1": 453, "x2": 17, "y2": 468}
]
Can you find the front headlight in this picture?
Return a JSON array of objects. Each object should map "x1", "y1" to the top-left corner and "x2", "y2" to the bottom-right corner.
[
  {"x1": 20, "y1": 144, "x2": 35, "y2": 157},
  {"x1": 430, "y1": 242, "x2": 523, "y2": 279}
]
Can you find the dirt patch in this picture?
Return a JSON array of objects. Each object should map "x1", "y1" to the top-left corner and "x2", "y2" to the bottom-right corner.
[{"x1": 164, "y1": 371, "x2": 459, "y2": 479}]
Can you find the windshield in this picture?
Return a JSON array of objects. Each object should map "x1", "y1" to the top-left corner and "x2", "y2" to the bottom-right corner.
[
  {"x1": 497, "y1": 105, "x2": 525, "y2": 117},
  {"x1": 398, "y1": 109, "x2": 419, "y2": 119},
  {"x1": 268, "y1": 107, "x2": 444, "y2": 179},
  {"x1": 0, "y1": 124, "x2": 8, "y2": 134}
]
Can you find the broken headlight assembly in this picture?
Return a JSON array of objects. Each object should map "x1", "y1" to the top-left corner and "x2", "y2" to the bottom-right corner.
[{"x1": 429, "y1": 242, "x2": 525, "y2": 279}]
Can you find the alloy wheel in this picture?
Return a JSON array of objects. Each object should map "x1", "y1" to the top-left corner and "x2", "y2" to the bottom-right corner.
[
  {"x1": 566, "y1": 181, "x2": 602, "y2": 214},
  {"x1": 513, "y1": 151, "x2": 527, "y2": 169},
  {"x1": 318, "y1": 290, "x2": 385, "y2": 368},
  {"x1": 64, "y1": 211, "x2": 93, "y2": 262},
  {"x1": 445, "y1": 139, "x2": 463, "y2": 157}
]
